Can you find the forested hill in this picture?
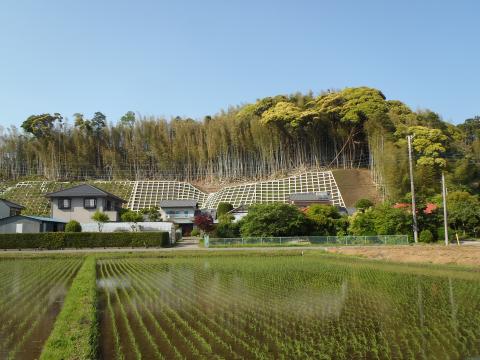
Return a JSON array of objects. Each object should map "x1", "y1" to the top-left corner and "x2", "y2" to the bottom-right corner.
[{"x1": 0, "y1": 87, "x2": 479, "y2": 201}]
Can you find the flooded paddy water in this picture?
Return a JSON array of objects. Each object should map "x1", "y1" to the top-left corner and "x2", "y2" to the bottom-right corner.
[
  {"x1": 97, "y1": 255, "x2": 480, "y2": 359},
  {"x1": 0, "y1": 257, "x2": 82, "y2": 359}
]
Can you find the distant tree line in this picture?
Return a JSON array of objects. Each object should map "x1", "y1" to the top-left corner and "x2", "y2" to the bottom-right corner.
[{"x1": 1, "y1": 88, "x2": 479, "y2": 203}]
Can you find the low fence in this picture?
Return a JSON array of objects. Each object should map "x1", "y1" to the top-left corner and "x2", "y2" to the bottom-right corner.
[{"x1": 207, "y1": 235, "x2": 409, "y2": 247}]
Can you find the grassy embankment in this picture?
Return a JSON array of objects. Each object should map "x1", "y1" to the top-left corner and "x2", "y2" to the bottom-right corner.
[{"x1": 40, "y1": 256, "x2": 98, "y2": 360}]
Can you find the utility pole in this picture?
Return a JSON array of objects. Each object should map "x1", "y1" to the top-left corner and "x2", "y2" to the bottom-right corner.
[
  {"x1": 407, "y1": 135, "x2": 418, "y2": 243},
  {"x1": 442, "y1": 171, "x2": 449, "y2": 246}
]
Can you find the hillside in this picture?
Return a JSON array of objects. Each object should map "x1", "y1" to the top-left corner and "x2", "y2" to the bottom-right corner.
[
  {"x1": 0, "y1": 169, "x2": 377, "y2": 215},
  {"x1": 332, "y1": 169, "x2": 380, "y2": 207},
  {"x1": 1, "y1": 87, "x2": 478, "y2": 202}
]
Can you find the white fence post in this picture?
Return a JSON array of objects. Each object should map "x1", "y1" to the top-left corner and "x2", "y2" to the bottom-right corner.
[{"x1": 204, "y1": 235, "x2": 209, "y2": 248}]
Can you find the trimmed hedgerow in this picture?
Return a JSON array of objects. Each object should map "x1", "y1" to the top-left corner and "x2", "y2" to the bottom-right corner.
[
  {"x1": 40, "y1": 256, "x2": 98, "y2": 360},
  {"x1": 0, "y1": 231, "x2": 170, "y2": 249}
]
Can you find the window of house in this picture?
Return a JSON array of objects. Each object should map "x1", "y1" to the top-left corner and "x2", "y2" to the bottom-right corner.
[
  {"x1": 84, "y1": 198, "x2": 97, "y2": 209},
  {"x1": 105, "y1": 200, "x2": 112, "y2": 211},
  {"x1": 59, "y1": 198, "x2": 71, "y2": 209},
  {"x1": 184, "y1": 210, "x2": 189, "y2": 216}
]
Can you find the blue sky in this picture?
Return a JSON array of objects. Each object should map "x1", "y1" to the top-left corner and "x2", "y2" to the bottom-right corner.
[{"x1": 0, "y1": 0, "x2": 478, "y2": 128}]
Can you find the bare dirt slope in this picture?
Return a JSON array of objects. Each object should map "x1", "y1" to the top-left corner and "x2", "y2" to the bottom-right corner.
[
  {"x1": 327, "y1": 245, "x2": 480, "y2": 267},
  {"x1": 332, "y1": 169, "x2": 380, "y2": 207}
]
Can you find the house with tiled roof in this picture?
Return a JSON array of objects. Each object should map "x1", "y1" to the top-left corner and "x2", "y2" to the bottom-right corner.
[{"x1": 45, "y1": 184, "x2": 127, "y2": 223}]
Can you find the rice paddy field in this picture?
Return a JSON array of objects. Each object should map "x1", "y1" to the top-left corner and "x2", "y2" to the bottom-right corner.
[
  {"x1": 0, "y1": 257, "x2": 83, "y2": 359},
  {"x1": 97, "y1": 254, "x2": 480, "y2": 360},
  {"x1": 0, "y1": 252, "x2": 479, "y2": 359}
]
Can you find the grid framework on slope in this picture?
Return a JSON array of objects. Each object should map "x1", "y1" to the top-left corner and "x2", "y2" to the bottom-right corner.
[
  {"x1": 5, "y1": 181, "x2": 69, "y2": 215},
  {"x1": 128, "y1": 181, "x2": 208, "y2": 211},
  {"x1": 92, "y1": 181, "x2": 135, "y2": 203},
  {"x1": 5, "y1": 172, "x2": 346, "y2": 215},
  {"x1": 4, "y1": 181, "x2": 135, "y2": 216},
  {"x1": 203, "y1": 171, "x2": 345, "y2": 209}
]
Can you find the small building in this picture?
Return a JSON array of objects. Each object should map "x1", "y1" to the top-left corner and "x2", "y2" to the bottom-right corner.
[
  {"x1": 0, "y1": 215, "x2": 66, "y2": 234},
  {"x1": 0, "y1": 199, "x2": 25, "y2": 219},
  {"x1": 159, "y1": 199, "x2": 199, "y2": 235},
  {"x1": 227, "y1": 204, "x2": 249, "y2": 222},
  {"x1": 289, "y1": 192, "x2": 332, "y2": 208},
  {"x1": 45, "y1": 184, "x2": 127, "y2": 224}
]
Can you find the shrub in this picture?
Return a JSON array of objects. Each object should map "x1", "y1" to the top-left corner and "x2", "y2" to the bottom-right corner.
[
  {"x1": 65, "y1": 220, "x2": 82, "y2": 232},
  {"x1": 217, "y1": 202, "x2": 234, "y2": 217},
  {"x1": 436, "y1": 227, "x2": 454, "y2": 243},
  {"x1": 419, "y1": 229, "x2": 434, "y2": 243},
  {"x1": 120, "y1": 210, "x2": 144, "y2": 231},
  {"x1": 191, "y1": 228, "x2": 200, "y2": 237},
  {"x1": 139, "y1": 206, "x2": 161, "y2": 221},
  {"x1": 0, "y1": 231, "x2": 170, "y2": 249},
  {"x1": 240, "y1": 203, "x2": 310, "y2": 237},
  {"x1": 214, "y1": 221, "x2": 240, "y2": 238},
  {"x1": 121, "y1": 210, "x2": 144, "y2": 223},
  {"x1": 91, "y1": 211, "x2": 109, "y2": 232},
  {"x1": 355, "y1": 198, "x2": 374, "y2": 211},
  {"x1": 348, "y1": 210, "x2": 376, "y2": 236},
  {"x1": 305, "y1": 205, "x2": 341, "y2": 235},
  {"x1": 349, "y1": 204, "x2": 412, "y2": 236},
  {"x1": 194, "y1": 213, "x2": 214, "y2": 234}
]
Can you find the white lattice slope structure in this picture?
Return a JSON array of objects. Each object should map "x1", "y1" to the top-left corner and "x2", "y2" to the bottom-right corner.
[
  {"x1": 128, "y1": 171, "x2": 345, "y2": 210},
  {"x1": 128, "y1": 181, "x2": 208, "y2": 211},
  {"x1": 203, "y1": 171, "x2": 345, "y2": 208},
  {"x1": 3, "y1": 171, "x2": 345, "y2": 215}
]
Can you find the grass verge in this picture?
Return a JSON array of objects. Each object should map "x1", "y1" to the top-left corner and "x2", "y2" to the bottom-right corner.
[{"x1": 40, "y1": 256, "x2": 98, "y2": 360}]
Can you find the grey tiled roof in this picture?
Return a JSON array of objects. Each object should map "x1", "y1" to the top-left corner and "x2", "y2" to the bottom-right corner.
[
  {"x1": 159, "y1": 199, "x2": 198, "y2": 208},
  {"x1": 0, "y1": 198, "x2": 25, "y2": 209},
  {"x1": 0, "y1": 215, "x2": 66, "y2": 223},
  {"x1": 23, "y1": 215, "x2": 67, "y2": 223},
  {"x1": 45, "y1": 184, "x2": 126, "y2": 202},
  {"x1": 289, "y1": 192, "x2": 331, "y2": 201}
]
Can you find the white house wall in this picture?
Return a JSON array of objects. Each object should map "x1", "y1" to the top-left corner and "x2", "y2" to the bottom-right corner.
[{"x1": 51, "y1": 197, "x2": 119, "y2": 223}]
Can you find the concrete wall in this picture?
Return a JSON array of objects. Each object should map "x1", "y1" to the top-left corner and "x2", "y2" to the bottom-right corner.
[
  {"x1": 80, "y1": 222, "x2": 176, "y2": 244},
  {"x1": 51, "y1": 197, "x2": 120, "y2": 223},
  {"x1": 0, "y1": 218, "x2": 41, "y2": 234}
]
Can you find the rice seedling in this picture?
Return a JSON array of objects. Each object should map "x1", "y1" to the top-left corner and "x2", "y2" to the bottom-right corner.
[
  {"x1": 0, "y1": 258, "x2": 82, "y2": 359},
  {"x1": 97, "y1": 255, "x2": 480, "y2": 359}
]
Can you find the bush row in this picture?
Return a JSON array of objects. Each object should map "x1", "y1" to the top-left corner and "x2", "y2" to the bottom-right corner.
[
  {"x1": 0, "y1": 231, "x2": 170, "y2": 249},
  {"x1": 40, "y1": 256, "x2": 98, "y2": 360}
]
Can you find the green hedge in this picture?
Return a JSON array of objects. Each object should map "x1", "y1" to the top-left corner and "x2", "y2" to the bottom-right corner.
[
  {"x1": 0, "y1": 231, "x2": 170, "y2": 249},
  {"x1": 40, "y1": 256, "x2": 98, "y2": 359}
]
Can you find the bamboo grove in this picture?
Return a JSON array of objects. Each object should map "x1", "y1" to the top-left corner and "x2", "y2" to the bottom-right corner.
[{"x1": 1, "y1": 87, "x2": 479, "y2": 201}]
